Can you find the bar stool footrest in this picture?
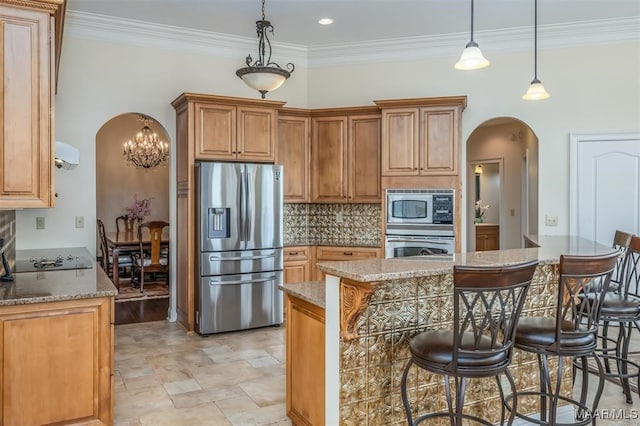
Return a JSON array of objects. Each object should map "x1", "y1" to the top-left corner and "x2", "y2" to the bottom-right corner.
[
  {"x1": 504, "y1": 390, "x2": 594, "y2": 426},
  {"x1": 413, "y1": 411, "x2": 495, "y2": 426}
]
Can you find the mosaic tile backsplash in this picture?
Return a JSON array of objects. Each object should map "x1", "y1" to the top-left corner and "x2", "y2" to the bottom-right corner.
[
  {"x1": 0, "y1": 210, "x2": 16, "y2": 276},
  {"x1": 283, "y1": 203, "x2": 381, "y2": 247}
]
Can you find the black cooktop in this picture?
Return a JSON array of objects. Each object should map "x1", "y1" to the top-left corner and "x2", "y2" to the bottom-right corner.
[{"x1": 15, "y1": 253, "x2": 93, "y2": 273}]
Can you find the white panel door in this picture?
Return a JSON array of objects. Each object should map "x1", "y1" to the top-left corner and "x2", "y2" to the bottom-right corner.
[{"x1": 570, "y1": 133, "x2": 640, "y2": 245}]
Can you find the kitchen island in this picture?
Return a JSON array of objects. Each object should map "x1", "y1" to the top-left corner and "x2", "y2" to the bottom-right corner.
[
  {"x1": 0, "y1": 247, "x2": 116, "y2": 425},
  {"x1": 281, "y1": 236, "x2": 616, "y2": 425}
]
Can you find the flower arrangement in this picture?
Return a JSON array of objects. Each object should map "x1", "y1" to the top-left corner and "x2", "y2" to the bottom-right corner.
[
  {"x1": 124, "y1": 195, "x2": 152, "y2": 222},
  {"x1": 475, "y1": 200, "x2": 490, "y2": 223}
]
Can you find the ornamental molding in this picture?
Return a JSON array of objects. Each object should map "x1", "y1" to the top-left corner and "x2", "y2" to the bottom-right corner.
[
  {"x1": 340, "y1": 279, "x2": 376, "y2": 341},
  {"x1": 65, "y1": 11, "x2": 639, "y2": 69}
]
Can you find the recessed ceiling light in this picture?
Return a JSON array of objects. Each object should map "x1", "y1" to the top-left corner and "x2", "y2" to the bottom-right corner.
[{"x1": 318, "y1": 18, "x2": 334, "y2": 25}]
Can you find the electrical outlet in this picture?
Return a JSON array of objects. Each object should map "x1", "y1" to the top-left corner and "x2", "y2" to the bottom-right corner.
[
  {"x1": 510, "y1": 208, "x2": 515, "y2": 216},
  {"x1": 545, "y1": 215, "x2": 558, "y2": 227},
  {"x1": 335, "y1": 212, "x2": 344, "y2": 224},
  {"x1": 75, "y1": 216, "x2": 85, "y2": 228},
  {"x1": 36, "y1": 217, "x2": 45, "y2": 229}
]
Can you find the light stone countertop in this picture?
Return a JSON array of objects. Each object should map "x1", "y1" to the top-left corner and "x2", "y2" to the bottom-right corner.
[
  {"x1": 316, "y1": 235, "x2": 615, "y2": 282},
  {"x1": 279, "y1": 280, "x2": 325, "y2": 308},
  {"x1": 0, "y1": 247, "x2": 117, "y2": 306}
]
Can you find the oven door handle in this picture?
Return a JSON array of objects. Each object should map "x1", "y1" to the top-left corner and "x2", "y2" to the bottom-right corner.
[{"x1": 386, "y1": 237, "x2": 452, "y2": 245}]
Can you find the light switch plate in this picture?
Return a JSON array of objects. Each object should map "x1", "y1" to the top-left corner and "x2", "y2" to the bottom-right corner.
[
  {"x1": 545, "y1": 215, "x2": 558, "y2": 227},
  {"x1": 75, "y1": 216, "x2": 85, "y2": 228},
  {"x1": 36, "y1": 217, "x2": 45, "y2": 229}
]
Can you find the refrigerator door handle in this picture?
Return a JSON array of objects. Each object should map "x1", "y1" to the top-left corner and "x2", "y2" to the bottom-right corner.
[
  {"x1": 246, "y1": 171, "x2": 253, "y2": 239},
  {"x1": 208, "y1": 276, "x2": 277, "y2": 286},
  {"x1": 239, "y1": 169, "x2": 246, "y2": 242},
  {"x1": 208, "y1": 253, "x2": 277, "y2": 261}
]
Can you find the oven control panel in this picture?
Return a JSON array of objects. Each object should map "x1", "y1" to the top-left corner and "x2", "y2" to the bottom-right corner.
[{"x1": 432, "y1": 195, "x2": 453, "y2": 224}]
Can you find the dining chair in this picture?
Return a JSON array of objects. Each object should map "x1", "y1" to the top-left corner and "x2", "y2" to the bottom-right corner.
[
  {"x1": 97, "y1": 219, "x2": 133, "y2": 282},
  {"x1": 131, "y1": 221, "x2": 169, "y2": 292},
  {"x1": 400, "y1": 260, "x2": 538, "y2": 426},
  {"x1": 115, "y1": 215, "x2": 136, "y2": 233}
]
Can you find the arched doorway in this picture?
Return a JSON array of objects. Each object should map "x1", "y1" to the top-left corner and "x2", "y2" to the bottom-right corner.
[
  {"x1": 95, "y1": 112, "x2": 171, "y2": 323},
  {"x1": 466, "y1": 117, "x2": 538, "y2": 251}
]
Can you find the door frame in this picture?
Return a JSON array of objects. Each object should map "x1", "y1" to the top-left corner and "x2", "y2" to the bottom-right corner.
[{"x1": 467, "y1": 157, "x2": 504, "y2": 251}]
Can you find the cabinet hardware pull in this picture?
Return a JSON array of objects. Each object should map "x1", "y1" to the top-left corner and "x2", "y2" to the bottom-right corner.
[
  {"x1": 344, "y1": 252, "x2": 353, "y2": 255},
  {"x1": 414, "y1": 168, "x2": 418, "y2": 170},
  {"x1": 289, "y1": 252, "x2": 299, "y2": 255}
]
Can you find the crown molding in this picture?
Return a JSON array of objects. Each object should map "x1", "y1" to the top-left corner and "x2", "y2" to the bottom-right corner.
[{"x1": 66, "y1": 11, "x2": 639, "y2": 69}]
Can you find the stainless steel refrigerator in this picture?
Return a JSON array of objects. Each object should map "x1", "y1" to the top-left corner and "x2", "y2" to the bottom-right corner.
[{"x1": 195, "y1": 162, "x2": 283, "y2": 335}]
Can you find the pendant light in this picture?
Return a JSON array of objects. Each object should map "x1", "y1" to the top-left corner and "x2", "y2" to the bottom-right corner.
[
  {"x1": 522, "y1": 0, "x2": 550, "y2": 100},
  {"x1": 454, "y1": 0, "x2": 489, "y2": 70},
  {"x1": 236, "y1": 0, "x2": 294, "y2": 99}
]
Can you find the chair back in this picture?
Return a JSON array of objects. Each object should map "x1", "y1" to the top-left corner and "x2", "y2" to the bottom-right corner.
[
  {"x1": 452, "y1": 260, "x2": 538, "y2": 369},
  {"x1": 96, "y1": 219, "x2": 109, "y2": 271},
  {"x1": 612, "y1": 230, "x2": 633, "y2": 286},
  {"x1": 556, "y1": 252, "x2": 619, "y2": 351},
  {"x1": 116, "y1": 215, "x2": 135, "y2": 233},
  {"x1": 619, "y1": 235, "x2": 640, "y2": 297},
  {"x1": 138, "y1": 221, "x2": 169, "y2": 267}
]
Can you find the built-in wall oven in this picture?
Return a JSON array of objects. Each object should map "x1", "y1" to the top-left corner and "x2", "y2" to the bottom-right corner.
[{"x1": 385, "y1": 189, "x2": 455, "y2": 259}]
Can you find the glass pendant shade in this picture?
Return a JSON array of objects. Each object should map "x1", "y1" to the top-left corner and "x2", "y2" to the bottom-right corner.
[
  {"x1": 236, "y1": 67, "x2": 288, "y2": 93},
  {"x1": 454, "y1": 42, "x2": 490, "y2": 70},
  {"x1": 522, "y1": 79, "x2": 550, "y2": 100}
]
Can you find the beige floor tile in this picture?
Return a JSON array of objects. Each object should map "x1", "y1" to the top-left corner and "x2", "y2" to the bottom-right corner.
[
  {"x1": 225, "y1": 403, "x2": 289, "y2": 425},
  {"x1": 114, "y1": 384, "x2": 175, "y2": 419},
  {"x1": 246, "y1": 355, "x2": 280, "y2": 368},
  {"x1": 170, "y1": 385, "x2": 246, "y2": 409},
  {"x1": 113, "y1": 417, "x2": 142, "y2": 426},
  {"x1": 138, "y1": 402, "x2": 231, "y2": 426},
  {"x1": 239, "y1": 374, "x2": 286, "y2": 407},
  {"x1": 163, "y1": 378, "x2": 203, "y2": 395},
  {"x1": 123, "y1": 374, "x2": 163, "y2": 391},
  {"x1": 215, "y1": 395, "x2": 260, "y2": 416}
]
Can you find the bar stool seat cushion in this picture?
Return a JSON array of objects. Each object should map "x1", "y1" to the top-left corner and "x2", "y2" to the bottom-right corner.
[
  {"x1": 515, "y1": 317, "x2": 595, "y2": 348},
  {"x1": 599, "y1": 293, "x2": 640, "y2": 317},
  {"x1": 410, "y1": 330, "x2": 508, "y2": 368}
]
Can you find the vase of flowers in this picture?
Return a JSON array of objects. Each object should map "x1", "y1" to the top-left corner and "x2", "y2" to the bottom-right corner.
[
  {"x1": 475, "y1": 200, "x2": 490, "y2": 223},
  {"x1": 124, "y1": 195, "x2": 152, "y2": 231}
]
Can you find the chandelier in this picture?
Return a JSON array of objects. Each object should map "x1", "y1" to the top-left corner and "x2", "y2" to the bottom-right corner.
[
  {"x1": 123, "y1": 115, "x2": 169, "y2": 169},
  {"x1": 236, "y1": 0, "x2": 294, "y2": 99}
]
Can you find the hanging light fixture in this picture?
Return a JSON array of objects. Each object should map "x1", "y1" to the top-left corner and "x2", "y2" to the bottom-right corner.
[
  {"x1": 454, "y1": 0, "x2": 490, "y2": 70},
  {"x1": 474, "y1": 164, "x2": 484, "y2": 174},
  {"x1": 236, "y1": 0, "x2": 294, "y2": 99},
  {"x1": 123, "y1": 115, "x2": 169, "y2": 169},
  {"x1": 522, "y1": 0, "x2": 550, "y2": 100}
]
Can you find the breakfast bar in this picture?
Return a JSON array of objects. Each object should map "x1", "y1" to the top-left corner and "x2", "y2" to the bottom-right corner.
[{"x1": 281, "y1": 236, "x2": 617, "y2": 425}]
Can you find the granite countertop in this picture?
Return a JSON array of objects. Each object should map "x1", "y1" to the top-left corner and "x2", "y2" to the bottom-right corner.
[
  {"x1": 0, "y1": 247, "x2": 117, "y2": 306},
  {"x1": 284, "y1": 243, "x2": 382, "y2": 248},
  {"x1": 279, "y1": 281, "x2": 325, "y2": 308},
  {"x1": 316, "y1": 235, "x2": 616, "y2": 282}
]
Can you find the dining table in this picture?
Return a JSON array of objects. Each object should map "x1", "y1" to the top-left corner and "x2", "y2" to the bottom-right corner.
[{"x1": 105, "y1": 230, "x2": 169, "y2": 289}]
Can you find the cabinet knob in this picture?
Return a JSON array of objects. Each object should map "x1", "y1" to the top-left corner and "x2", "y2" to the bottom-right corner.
[
  {"x1": 414, "y1": 168, "x2": 418, "y2": 171},
  {"x1": 232, "y1": 151, "x2": 236, "y2": 154}
]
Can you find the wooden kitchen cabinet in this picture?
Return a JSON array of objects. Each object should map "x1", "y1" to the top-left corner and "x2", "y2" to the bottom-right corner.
[
  {"x1": 376, "y1": 97, "x2": 466, "y2": 177},
  {"x1": 277, "y1": 110, "x2": 310, "y2": 203},
  {"x1": 311, "y1": 108, "x2": 381, "y2": 203},
  {"x1": 284, "y1": 246, "x2": 311, "y2": 283},
  {"x1": 286, "y1": 294, "x2": 325, "y2": 426},
  {"x1": 0, "y1": 297, "x2": 113, "y2": 425},
  {"x1": 475, "y1": 224, "x2": 500, "y2": 251},
  {"x1": 314, "y1": 246, "x2": 382, "y2": 281},
  {"x1": 0, "y1": 1, "x2": 63, "y2": 208}
]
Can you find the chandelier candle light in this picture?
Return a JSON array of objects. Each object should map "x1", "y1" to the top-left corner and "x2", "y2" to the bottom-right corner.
[
  {"x1": 236, "y1": 0, "x2": 294, "y2": 99},
  {"x1": 123, "y1": 115, "x2": 169, "y2": 169}
]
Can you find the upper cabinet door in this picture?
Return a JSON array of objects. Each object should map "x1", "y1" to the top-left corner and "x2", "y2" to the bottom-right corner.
[
  {"x1": 277, "y1": 114, "x2": 310, "y2": 203},
  {"x1": 419, "y1": 106, "x2": 459, "y2": 175},
  {"x1": 0, "y1": 6, "x2": 54, "y2": 208},
  {"x1": 311, "y1": 116, "x2": 348, "y2": 203},
  {"x1": 349, "y1": 114, "x2": 381, "y2": 203},
  {"x1": 194, "y1": 103, "x2": 236, "y2": 160},
  {"x1": 237, "y1": 106, "x2": 276, "y2": 162},
  {"x1": 381, "y1": 108, "x2": 419, "y2": 176}
]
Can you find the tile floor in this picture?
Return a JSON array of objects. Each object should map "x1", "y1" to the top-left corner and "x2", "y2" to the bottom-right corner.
[{"x1": 115, "y1": 321, "x2": 640, "y2": 425}]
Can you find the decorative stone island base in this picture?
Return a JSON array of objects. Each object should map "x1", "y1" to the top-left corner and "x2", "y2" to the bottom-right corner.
[{"x1": 309, "y1": 236, "x2": 615, "y2": 425}]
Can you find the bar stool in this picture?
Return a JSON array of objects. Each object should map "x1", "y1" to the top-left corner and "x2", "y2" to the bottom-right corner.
[
  {"x1": 400, "y1": 260, "x2": 538, "y2": 426},
  {"x1": 594, "y1": 235, "x2": 640, "y2": 404},
  {"x1": 506, "y1": 252, "x2": 619, "y2": 426}
]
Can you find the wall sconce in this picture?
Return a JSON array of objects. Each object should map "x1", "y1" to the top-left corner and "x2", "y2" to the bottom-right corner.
[{"x1": 475, "y1": 164, "x2": 483, "y2": 174}]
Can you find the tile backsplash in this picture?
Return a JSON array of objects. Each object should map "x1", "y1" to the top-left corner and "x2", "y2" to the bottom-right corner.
[
  {"x1": 284, "y1": 203, "x2": 381, "y2": 247},
  {"x1": 0, "y1": 210, "x2": 16, "y2": 275}
]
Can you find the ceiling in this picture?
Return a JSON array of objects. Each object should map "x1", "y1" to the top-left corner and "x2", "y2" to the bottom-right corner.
[{"x1": 66, "y1": 0, "x2": 640, "y2": 47}]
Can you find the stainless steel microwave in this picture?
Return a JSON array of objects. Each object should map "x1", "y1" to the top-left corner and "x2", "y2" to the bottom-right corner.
[{"x1": 385, "y1": 189, "x2": 454, "y2": 236}]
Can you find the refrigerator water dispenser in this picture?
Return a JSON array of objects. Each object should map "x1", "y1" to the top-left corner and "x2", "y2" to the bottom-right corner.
[{"x1": 208, "y1": 208, "x2": 230, "y2": 239}]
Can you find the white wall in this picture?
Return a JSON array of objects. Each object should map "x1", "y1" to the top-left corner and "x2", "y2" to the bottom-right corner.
[{"x1": 16, "y1": 37, "x2": 640, "y2": 252}]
